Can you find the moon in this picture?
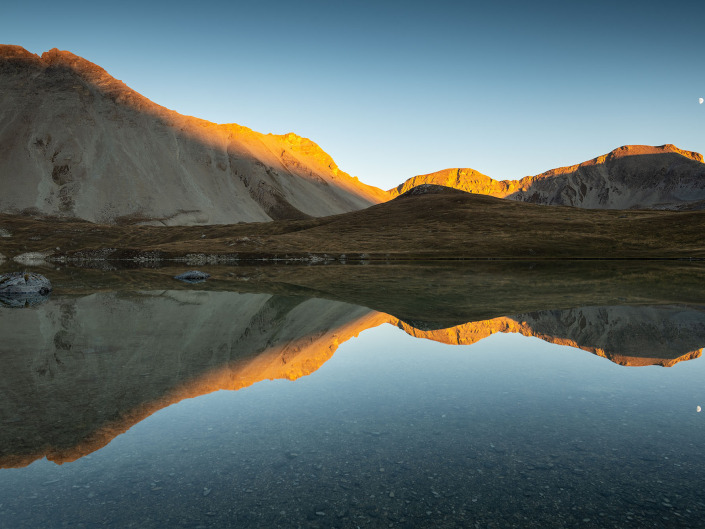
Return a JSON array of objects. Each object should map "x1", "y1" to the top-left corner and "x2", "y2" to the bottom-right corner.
[{"x1": 700, "y1": 98, "x2": 704, "y2": 104}]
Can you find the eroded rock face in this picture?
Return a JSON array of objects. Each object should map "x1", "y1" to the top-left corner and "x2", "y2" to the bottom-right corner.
[
  {"x1": 390, "y1": 145, "x2": 705, "y2": 210},
  {"x1": 0, "y1": 45, "x2": 388, "y2": 225}
]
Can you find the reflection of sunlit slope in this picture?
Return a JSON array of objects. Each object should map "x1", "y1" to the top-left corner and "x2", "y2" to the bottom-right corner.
[
  {"x1": 0, "y1": 291, "x2": 387, "y2": 468},
  {"x1": 0, "y1": 46, "x2": 387, "y2": 225},
  {"x1": 394, "y1": 305, "x2": 705, "y2": 367},
  {"x1": 2, "y1": 294, "x2": 704, "y2": 469}
]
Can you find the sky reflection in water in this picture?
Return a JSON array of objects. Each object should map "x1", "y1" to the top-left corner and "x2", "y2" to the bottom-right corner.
[{"x1": 1, "y1": 319, "x2": 704, "y2": 528}]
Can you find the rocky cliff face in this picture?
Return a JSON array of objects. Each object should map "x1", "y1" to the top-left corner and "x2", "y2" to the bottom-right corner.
[
  {"x1": 390, "y1": 145, "x2": 705, "y2": 210},
  {"x1": 0, "y1": 46, "x2": 387, "y2": 225}
]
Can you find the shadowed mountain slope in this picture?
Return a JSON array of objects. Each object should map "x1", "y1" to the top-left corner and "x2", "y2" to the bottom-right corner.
[
  {"x1": 0, "y1": 45, "x2": 387, "y2": 225},
  {"x1": 390, "y1": 145, "x2": 705, "y2": 210}
]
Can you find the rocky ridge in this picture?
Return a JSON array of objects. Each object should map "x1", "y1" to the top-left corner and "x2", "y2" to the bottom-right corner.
[{"x1": 391, "y1": 144, "x2": 705, "y2": 210}]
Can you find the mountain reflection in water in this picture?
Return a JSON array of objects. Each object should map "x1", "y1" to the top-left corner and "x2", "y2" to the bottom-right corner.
[{"x1": 1, "y1": 289, "x2": 704, "y2": 469}]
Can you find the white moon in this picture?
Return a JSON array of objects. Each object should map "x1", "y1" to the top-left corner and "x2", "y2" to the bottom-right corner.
[{"x1": 700, "y1": 98, "x2": 704, "y2": 104}]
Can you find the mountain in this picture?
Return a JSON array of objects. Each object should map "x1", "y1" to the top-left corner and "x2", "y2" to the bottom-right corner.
[
  {"x1": 0, "y1": 45, "x2": 387, "y2": 225},
  {"x1": 390, "y1": 144, "x2": 705, "y2": 210},
  {"x1": 3, "y1": 44, "x2": 705, "y2": 226}
]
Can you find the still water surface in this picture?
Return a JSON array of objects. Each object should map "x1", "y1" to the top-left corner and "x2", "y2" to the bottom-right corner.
[{"x1": 0, "y1": 287, "x2": 704, "y2": 528}]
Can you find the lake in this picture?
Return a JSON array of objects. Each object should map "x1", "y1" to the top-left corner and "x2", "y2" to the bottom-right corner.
[{"x1": 0, "y1": 262, "x2": 704, "y2": 528}]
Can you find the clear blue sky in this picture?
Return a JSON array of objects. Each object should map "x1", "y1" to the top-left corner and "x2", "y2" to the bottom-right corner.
[{"x1": 4, "y1": 0, "x2": 704, "y2": 189}]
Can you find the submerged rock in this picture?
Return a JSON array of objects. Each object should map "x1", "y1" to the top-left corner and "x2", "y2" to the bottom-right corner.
[
  {"x1": 0, "y1": 272, "x2": 52, "y2": 307},
  {"x1": 0, "y1": 294, "x2": 51, "y2": 308},
  {"x1": 174, "y1": 270, "x2": 211, "y2": 284}
]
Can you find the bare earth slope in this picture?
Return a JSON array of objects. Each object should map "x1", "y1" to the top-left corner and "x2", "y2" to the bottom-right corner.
[
  {"x1": 0, "y1": 45, "x2": 387, "y2": 225},
  {"x1": 390, "y1": 145, "x2": 705, "y2": 210}
]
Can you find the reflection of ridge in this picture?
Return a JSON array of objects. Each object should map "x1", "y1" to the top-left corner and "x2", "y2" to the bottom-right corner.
[
  {"x1": 394, "y1": 305, "x2": 705, "y2": 367},
  {"x1": 0, "y1": 291, "x2": 387, "y2": 468},
  {"x1": 1, "y1": 293, "x2": 704, "y2": 469}
]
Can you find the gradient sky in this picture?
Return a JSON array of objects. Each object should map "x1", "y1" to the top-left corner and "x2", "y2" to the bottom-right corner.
[{"x1": 4, "y1": 0, "x2": 704, "y2": 189}]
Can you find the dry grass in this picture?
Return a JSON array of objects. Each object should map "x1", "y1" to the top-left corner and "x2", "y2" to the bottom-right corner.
[{"x1": 1, "y1": 189, "x2": 705, "y2": 261}]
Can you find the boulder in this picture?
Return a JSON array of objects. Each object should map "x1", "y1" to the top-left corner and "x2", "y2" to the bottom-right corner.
[
  {"x1": 174, "y1": 271, "x2": 211, "y2": 284},
  {"x1": 0, "y1": 272, "x2": 52, "y2": 307}
]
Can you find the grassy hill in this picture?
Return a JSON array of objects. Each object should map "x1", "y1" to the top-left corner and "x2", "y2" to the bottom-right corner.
[{"x1": 1, "y1": 186, "x2": 705, "y2": 261}]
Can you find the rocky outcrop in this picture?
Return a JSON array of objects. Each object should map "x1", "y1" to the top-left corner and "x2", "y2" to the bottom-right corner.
[
  {"x1": 390, "y1": 145, "x2": 705, "y2": 210},
  {"x1": 0, "y1": 45, "x2": 387, "y2": 225},
  {"x1": 174, "y1": 270, "x2": 210, "y2": 283},
  {"x1": 390, "y1": 168, "x2": 512, "y2": 198},
  {"x1": 0, "y1": 271, "x2": 52, "y2": 307},
  {"x1": 396, "y1": 183, "x2": 470, "y2": 197}
]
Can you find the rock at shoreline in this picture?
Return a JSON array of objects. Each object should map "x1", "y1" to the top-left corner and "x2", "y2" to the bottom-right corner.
[
  {"x1": 0, "y1": 272, "x2": 52, "y2": 307},
  {"x1": 174, "y1": 271, "x2": 211, "y2": 284}
]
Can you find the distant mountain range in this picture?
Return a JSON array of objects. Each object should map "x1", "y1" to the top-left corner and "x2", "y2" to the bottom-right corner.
[
  {"x1": 389, "y1": 144, "x2": 705, "y2": 210},
  {"x1": 1, "y1": 45, "x2": 704, "y2": 225}
]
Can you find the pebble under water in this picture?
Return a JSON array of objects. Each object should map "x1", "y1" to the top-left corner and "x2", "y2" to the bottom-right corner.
[{"x1": 1, "y1": 319, "x2": 704, "y2": 528}]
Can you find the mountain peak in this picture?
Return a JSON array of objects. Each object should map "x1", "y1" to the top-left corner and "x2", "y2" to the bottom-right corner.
[
  {"x1": 394, "y1": 144, "x2": 705, "y2": 210},
  {"x1": 40, "y1": 47, "x2": 100, "y2": 70},
  {"x1": 397, "y1": 183, "x2": 469, "y2": 197},
  {"x1": 0, "y1": 45, "x2": 387, "y2": 224},
  {"x1": 618, "y1": 144, "x2": 703, "y2": 163},
  {"x1": 0, "y1": 44, "x2": 38, "y2": 60}
]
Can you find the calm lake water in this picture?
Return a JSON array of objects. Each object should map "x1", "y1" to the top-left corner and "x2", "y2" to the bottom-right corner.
[{"x1": 1, "y1": 274, "x2": 704, "y2": 528}]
